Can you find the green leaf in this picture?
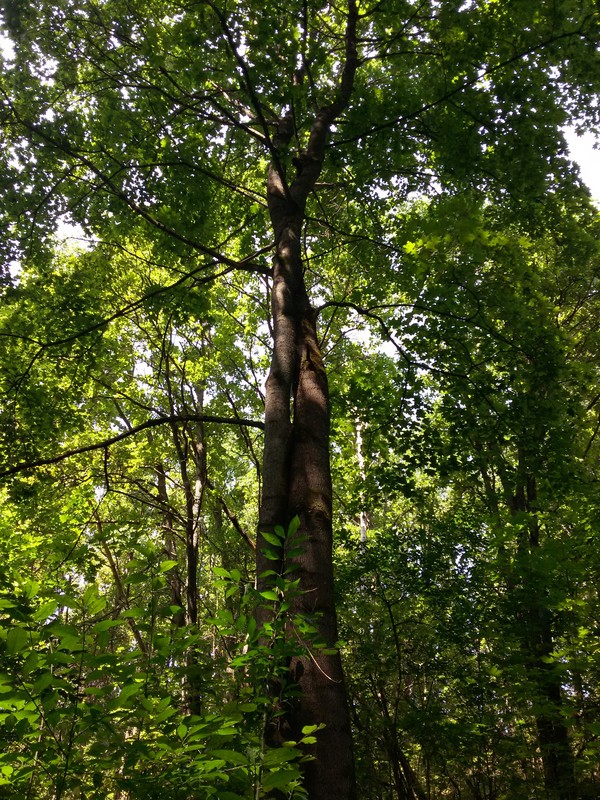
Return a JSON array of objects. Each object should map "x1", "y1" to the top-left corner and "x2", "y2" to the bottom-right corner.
[
  {"x1": 121, "y1": 607, "x2": 145, "y2": 618},
  {"x1": 259, "y1": 590, "x2": 279, "y2": 601},
  {"x1": 23, "y1": 581, "x2": 39, "y2": 600},
  {"x1": 6, "y1": 627, "x2": 28, "y2": 655},
  {"x1": 262, "y1": 769, "x2": 301, "y2": 790},
  {"x1": 263, "y1": 746, "x2": 301, "y2": 765},
  {"x1": 287, "y1": 515, "x2": 300, "y2": 536},
  {"x1": 32, "y1": 600, "x2": 59, "y2": 622},
  {"x1": 118, "y1": 682, "x2": 142, "y2": 703},
  {"x1": 81, "y1": 586, "x2": 106, "y2": 615},
  {"x1": 261, "y1": 531, "x2": 283, "y2": 547},
  {"x1": 92, "y1": 619, "x2": 125, "y2": 633},
  {"x1": 301, "y1": 724, "x2": 325, "y2": 735},
  {"x1": 211, "y1": 749, "x2": 248, "y2": 765},
  {"x1": 262, "y1": 548, "x2": 281, "y2": 561},
  {"x1": 33, "y1": 671, "x2": 53, "y2": 694},
  {"x1": 124, "y1": 572, "x2": 147, "y2": 586},
  {"x1": 213, "y1": 567, "x2": 231, "y2": 578}
]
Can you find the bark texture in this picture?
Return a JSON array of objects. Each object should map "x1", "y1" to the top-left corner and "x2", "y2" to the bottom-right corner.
[{"x1": 257, "y1": 4, "x2": 358, "y2": 797}]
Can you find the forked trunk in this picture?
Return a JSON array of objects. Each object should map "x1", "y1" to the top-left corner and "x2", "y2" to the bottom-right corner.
[
  {"x1": 256, "y1": 7, "x2": 358, "y2": 796},
  {"x1": 257, "y1": 209, "x2": 356, "y2": 800}
]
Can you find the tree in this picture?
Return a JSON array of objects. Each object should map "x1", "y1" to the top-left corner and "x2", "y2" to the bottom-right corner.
[
  {"x1": 332, "y1": 199, "x2": 600, "y2": 799},
  {"x1": 1, "y1": 1, "x2": 599, "y2": 798}
]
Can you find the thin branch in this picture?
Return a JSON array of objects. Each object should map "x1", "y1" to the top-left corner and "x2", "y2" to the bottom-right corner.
[
  {"x1": 1, "y1": 92, "x2": 268, "y2": 272},
  {"x1": 204, "y1": 0, "x2": 275, "y2": 152},
  {"x1": 286, "y1": 0, "x2": 359, "y2": 210},
  {"x1": 0, "y1": 245, "x2": 272, "y2": 373},
  {"x1": 0, "y1": 414, "x2": 264, "y2": 479},
  {"x1": 331, "y1": 23, "x2": 593, "y2": 147},
  {"x1": 214, "y1": 490, "x2": 256, "y2": 551}
]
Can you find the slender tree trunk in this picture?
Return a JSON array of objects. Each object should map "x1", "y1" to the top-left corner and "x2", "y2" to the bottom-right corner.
[
  {"x1": 156, "y1": 461, "x2": 186, "y2": 627},
  {"x1": 356, "y1": 421, "x2": 370, "y2": 547},
  {"x1": 257, "y1": 6, "x2": 359, "y2": 796},
  {"x1": 164, "y1": 400, "x2": 207, "y2": 715},
  {"x1": 380, "y1": 703, "x2": 427, "y2": 800},
  {"x1": 509, "y1": 472, "x2": 576, "y2": 800},
  {"x1": 94, "y1": 514, "x2": 148, "y2": 657}
]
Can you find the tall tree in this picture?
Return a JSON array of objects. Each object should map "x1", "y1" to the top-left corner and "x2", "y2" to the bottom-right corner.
[{"x1": 1, "y1": 1, "x2": 599, "y2": 798}]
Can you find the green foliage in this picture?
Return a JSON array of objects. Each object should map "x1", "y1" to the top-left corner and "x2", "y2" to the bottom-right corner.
[
  {"x1": 1, "y1": 0, "x2": 600, "y2": 798},
  {"x1": 0, "y1": 561, "x2": 312, "y2": 799}
]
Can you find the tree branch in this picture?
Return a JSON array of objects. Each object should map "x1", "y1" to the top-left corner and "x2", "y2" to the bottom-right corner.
[
  {"x1": 0, "y1": 245, "x2": 272, "y2": 373},
  {"x1": 0, "y1": 414, "x2": 264, "y2": 479},
  {"x1": 290, "y1": 0, "x2": 359, "y2": 208},
  {"x1": 1, "y1": 91, "x2": 268, "y2": 272},
  {"x1": 331, "y1": 23, "x2": 593, "y2": 147}
]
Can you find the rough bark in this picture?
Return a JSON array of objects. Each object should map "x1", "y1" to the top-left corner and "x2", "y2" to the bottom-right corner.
[
  {"x1": 257, "y1": 4, "x2": 358, "y2": 797},
  {"x1": 258, "y1": 186, "x2": 356, "y2": 800}
]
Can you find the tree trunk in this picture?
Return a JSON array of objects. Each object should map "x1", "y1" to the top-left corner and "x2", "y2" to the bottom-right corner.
[
  {"x1": 257, "y1": 190, "x2": 356, "y2": 800},
  {"x1": 257, "y1": 8, "x2": 359, "y2": 793},
  {"x1": 509, "y1": 472, "x2": 576, "y2": 800}
]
